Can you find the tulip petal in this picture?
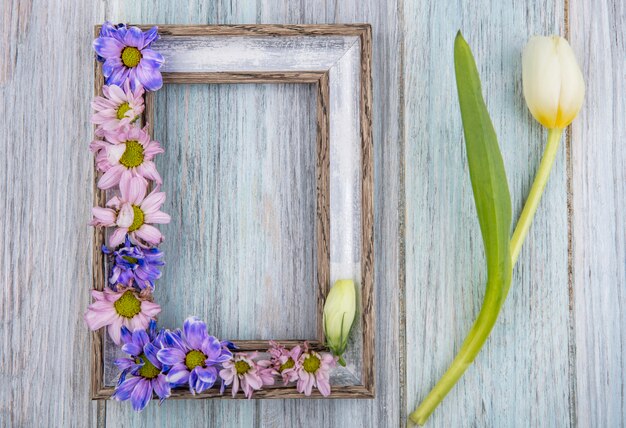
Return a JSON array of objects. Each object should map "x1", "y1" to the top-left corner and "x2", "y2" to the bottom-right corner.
[{"x1": 522, "y1": 36, "x2": 562, "y2": 128}]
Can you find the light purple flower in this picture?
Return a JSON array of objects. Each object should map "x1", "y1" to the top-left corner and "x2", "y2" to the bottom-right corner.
[
  {"x1": 296, "y1": 343, "x2": 337, "y2": 397},
  {"x1": 90, "y1": 125, "x2": 164, "y2": 190},
  {"x1": 94, "y1": 22, "x2": 164, "y2": 91},
  {"x1": 91, "y1": 80, "x2": 145, "y2": 135},
  {"x1": 90, "y1": 175, "x2": 170, "y2": 248},
  {"x1": 268, "y1": 341, "x2": 302, "y2": 385},
  {"x1": 219, "y1": 352, "x2": 275, "y2": 398},
  {"x1": 83, "y1": 286, "x2": 161, "y2": 345},
  {"x1": 113, "y1": 320, "x2": 171, "y2": 411},
  {"x1": 157, "y1": 316, "x2": 233, "y2": 394}
]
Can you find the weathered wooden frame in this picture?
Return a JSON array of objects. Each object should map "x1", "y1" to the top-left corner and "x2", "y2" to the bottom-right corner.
[{"x1": 91, "y1": 24, "x2": 373, "y2": 400}]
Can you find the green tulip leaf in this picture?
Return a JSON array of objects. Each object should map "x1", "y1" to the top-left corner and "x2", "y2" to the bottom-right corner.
[
  {"x1": 454, "y1": 31, "x2": 512, "y2": 300},
  {"x1": 410, "y1": 31, "x2": 513, "y2": 425}
]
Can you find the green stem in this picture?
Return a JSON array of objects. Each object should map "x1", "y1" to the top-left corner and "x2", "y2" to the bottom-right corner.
[
  {"x1": 409, "y1": 128, "x2": 563, "y2": 426},
  {"x1": 510, "y1": 128, "x2": 563, "y2": 264},
  {"x1": 409, "y1": 277, "x2": 505, "y2": 425}
]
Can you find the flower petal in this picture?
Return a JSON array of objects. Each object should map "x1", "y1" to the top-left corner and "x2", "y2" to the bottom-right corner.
[
  {"x1": 124, "y1": 26, "x2": 145, "y2": 48},
  {"x1": 134, "y1": 225, "x2": 163, "y2": 245},
  {"x1": 106, "y1": 65, "x2": 130, "y2": 88},
  {"x1": 113, "y1": 376, "x2": 141, "y2": 401},
  {"x1": 143, "y1": 342, "x2": 161, "y2": 368},
  {"x1": 94, "y1": 37, "x2": 124, "y2": 59},
  {"x1": 140, "y1": 191, "x2": 166, "y2": 214},
  {"x1": 157, "y1": 347, "x2": 186, "y2": 366},
  {"x1": 133, "y1": 329, "x2": 150, "y2": 350},
  {"x1": 195, "y1": 366, "x2": 217, "y2": 384},
  {"x1": 135, "y1": 62, "x2": 163, "y2": 91},
  {"x1": 84, "y1": 307, "x2": 117, "y2": 330},
  {"x1": 142, "y1": 27, "x2": 159, "y2": 48},
  {"x1": 121, "y1": 341, "x2": 142, "y2": 357},
  {"x1": 140, "y1": 48, "x2": 165, "y2": 68},
  {"x1": 166, "y1": 363, "x2": 190, "y2": 385},
  {"x1": 91, "y1": 207, "x2": 116, "y2": 225},
  {"x1": 109, "y1": 228, "x2": 128, "y2": 248},
  {"x1": 117, "y1": 203, "x2": 134, "y2": 228},
  {"x1": 137, "y1": 161, "x2": 162, "y2": 184},
  {"x1": 152, "y1": 374, "x2": 171, "y2": 400},
  {"x1": 184, "y1": 317, "x2": 208, "y2": 350},
  {"x1": 107, "y1": 319, "x2": 125, "y2": 345},
  {"x1": 97, "y1": 165, "x2": 125, "y2": 189},
  {"x1": 130, "y1": 378, "x2": 152, "y2": 411},
  {"x1": 316, "y1": 374, "x2": 331, "y2": 396},
  {"x1": 140, "y1": 300, "x2": 162, "y2": 318},
  {"x1": 145, "y1": 210, "x2": 170, "y2": 225},
  {"x1": 127, "y1": 176, "x2": 147, "y2": 205},
  {"x1": 114, "y1": 357, "x2": 135, "y2": 371}
]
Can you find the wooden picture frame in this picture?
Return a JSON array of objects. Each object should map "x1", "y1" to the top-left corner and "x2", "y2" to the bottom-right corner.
[{"x1": 91, "y1": 24, "x2": 374, "y2": 400}]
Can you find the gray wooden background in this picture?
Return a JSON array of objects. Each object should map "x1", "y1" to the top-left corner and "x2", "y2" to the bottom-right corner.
[{"x1": 0, "y1": 0, "x2": 623, "y2": 427}]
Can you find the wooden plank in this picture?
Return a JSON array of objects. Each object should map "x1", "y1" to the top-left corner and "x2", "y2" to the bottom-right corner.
[
  {"x1": 153, "y1": 35, "x2": 360, "y2": 73},
  {"x1": 163, "y1": 71, "x2": 325, "y2": 83},
  {"x1": 316, "y1": 72, "x2": 331, "y2": 341},
  {"x1": 0, "y1": 0, "x2": 100, "y2": 426},
  {"x1": 570, "y1": 0, "x2": 626, "y2": 426},
  {"x1": 359, "y1": 25, "x2": 375, "y2": 394},
  {"x1": 142, "y1": 23, "x2": 371, "y2": 36},
  {"x1": 402, "y1": 0, "x2": 572, "y2": 426}
]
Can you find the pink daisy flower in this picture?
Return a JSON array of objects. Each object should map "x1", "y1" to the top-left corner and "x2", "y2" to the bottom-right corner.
[
  {"x1": 90, "y1": 125, "x2": 163, "y2": 190},
  {"x1": 83, "y1": 286, "x2": 161, "y2": 345},
  {"x1": 91, "y1": 80, "x2": 145, "y2": 135},
  {"x1": 268, "y1": 341, "x2": 302, "y2": 385},
  {"x1": 219, "y1": 352, "x2": 275, "y2": 398},
  {"x1": 296, "y1": 344, "x2": 337, "y2": 397},
  {"x1": 90, "y1": 175, "x2": 170, "y2": 247}
]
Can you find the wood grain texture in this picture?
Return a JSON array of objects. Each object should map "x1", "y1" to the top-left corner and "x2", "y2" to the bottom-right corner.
[
  {"x1": 0, "y1": 0, "x2": 101, "y2": 426},
  {"x1": 163, "y1": 71, "x2": 325, "y2": 83},
  {"x1": 5, "y1": 0, "x2": 622, "y2": 426},
  {"x1": 403, "y1": 0, "x2": 572, "y2": 426},
  {"x1": 316, "y1": 72, "x2": 331, "y2": 341},
  {"x1": 570, "y1": 0, "x2": 626, "y2": 425}
]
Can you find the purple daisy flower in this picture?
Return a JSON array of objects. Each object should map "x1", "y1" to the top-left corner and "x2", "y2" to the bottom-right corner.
[
  {"x1": 113, "y1": 320, "x2": 171, "y2": 412},
  {"x1": 103, "y1": 236, "x2": 164, "y2": 291},
  {"x1": 94, "y1": 22, "x2": 164, "y2": 91},
  {"x1": 157, "y1": 316, "x2": 233, "y2": 394}
]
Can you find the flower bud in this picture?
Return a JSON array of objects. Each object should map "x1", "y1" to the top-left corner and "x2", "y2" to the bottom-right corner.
[
  {"x1": 522, "y1": 36, "x2": 585, "y2": 129},
  {"x1": 323, "y1": 279, "x2": 356, "y2": 362}
]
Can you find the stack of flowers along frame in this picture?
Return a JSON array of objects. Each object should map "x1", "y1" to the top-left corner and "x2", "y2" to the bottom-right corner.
[{"x1": 85, "y1": 23, "x2": 374, "y2": 411}]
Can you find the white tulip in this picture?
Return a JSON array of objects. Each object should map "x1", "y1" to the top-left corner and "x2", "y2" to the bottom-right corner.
[{"x1": 522, "y1": 36, "x2": 585, "y2": 129}]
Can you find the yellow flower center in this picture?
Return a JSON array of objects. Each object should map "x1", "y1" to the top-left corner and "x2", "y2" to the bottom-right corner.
[
  {"x1": 302, "y1": 354, "x2": 320, "y2": 373},
  {"x1": 116, "y1": 102, "x2": 132, "y2": 120},
  {"x1": 119, "y1": 140, "x2": 144, "y2": 168},
  {"x1": 128, "y1": 206, "x2": 144, "y2": 232},
  {"x1": 121, "y1": 47, "x2": 142, "y2": 67},
  {"x1": 113, "y1": 290, "x2": 141, "y2": 318},
  {"x1": 185, "y1": 350, "x2": 206, "y2": 370},
  {"x1": 136, "y1": 354, "x2": 161, "y2": 379},
  {"x1": 279, "y1": 358, "x2": 295, "y2": 372},
  {"x1": 121, "y1": 255, "x2": 139, "y2": 264},
  {"x1": 235, "y1": 360, "x2": 251, "y2": 375}
]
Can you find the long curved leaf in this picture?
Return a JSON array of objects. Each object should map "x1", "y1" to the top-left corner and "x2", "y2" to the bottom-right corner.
[
  {"x1": 410, "y1": 32, "x2": 513, "y2": 425},
  {"x1": 455, "y1": 31, "x2": 512, "y2": 298}
]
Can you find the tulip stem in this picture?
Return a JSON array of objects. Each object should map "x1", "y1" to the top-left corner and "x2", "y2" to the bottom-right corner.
[
  {"x1": 408, "y1": 286, "x2": 506, "y2": 425},
  {"x1": 409, "y1": 128, "x2": 563, "y2": 426},
  {"x1": 510, "y1": 127, "x2": 563, "y2": 264}
]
